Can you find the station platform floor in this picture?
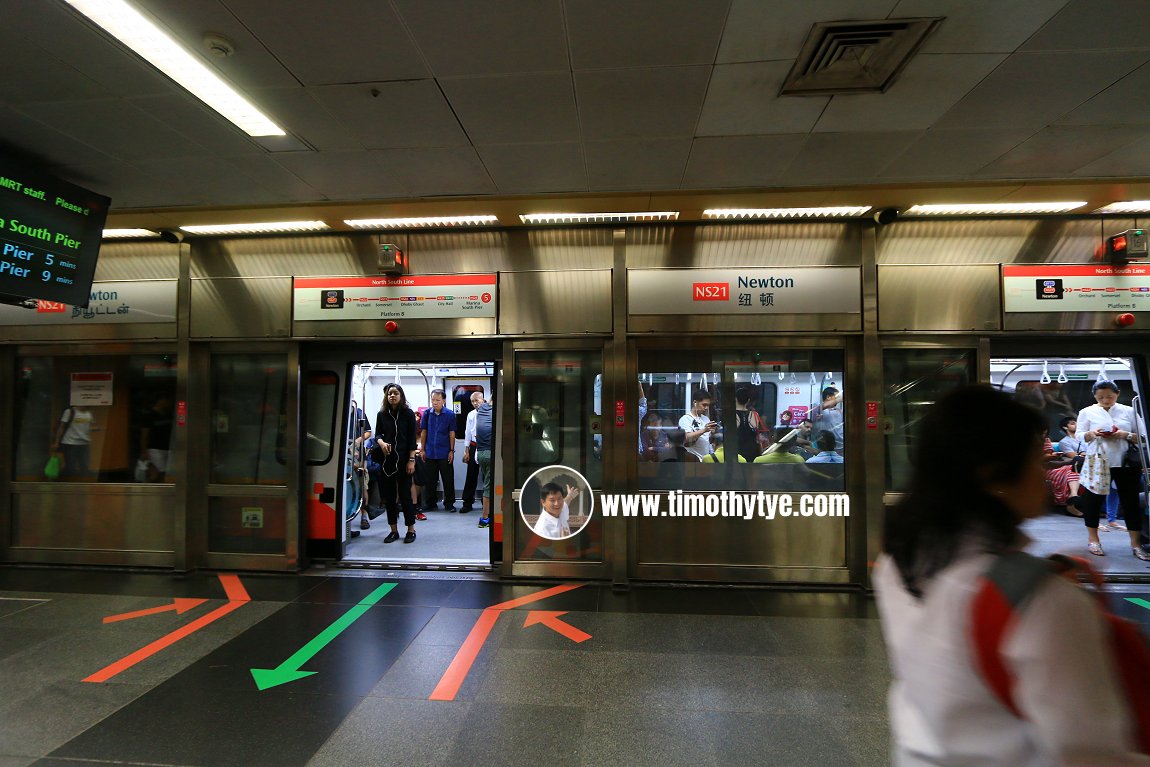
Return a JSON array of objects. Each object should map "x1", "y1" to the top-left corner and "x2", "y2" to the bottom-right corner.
[{"x1": 1, "y1": 565, "x2": 1148, "y2": 767}]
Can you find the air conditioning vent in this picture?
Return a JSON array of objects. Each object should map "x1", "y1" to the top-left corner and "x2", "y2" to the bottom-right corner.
[{"x1": 780, "y1": 17, "x2": 942, "y2": 96}]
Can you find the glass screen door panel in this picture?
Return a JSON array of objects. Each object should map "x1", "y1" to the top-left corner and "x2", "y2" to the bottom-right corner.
[{"x1": 513, "y1": 350, "x2": 602, "y2": 563}]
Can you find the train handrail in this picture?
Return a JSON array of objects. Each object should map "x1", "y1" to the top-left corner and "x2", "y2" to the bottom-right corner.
[{"x1": 1130, "y1": 395, "x2": 1149, "y2": 519}]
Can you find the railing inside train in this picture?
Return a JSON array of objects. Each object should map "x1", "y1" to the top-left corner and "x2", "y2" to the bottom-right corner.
[{"x1": 1131, "y1": 395, "x2": 1150, "y2": 532}]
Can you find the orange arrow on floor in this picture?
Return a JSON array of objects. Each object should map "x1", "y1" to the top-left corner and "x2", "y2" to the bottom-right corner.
[
  {"x1": 523, "y1": 610, "x2": 591, "y2": 643},
  {"x1": 103, "y1": 598, "x2": 208, "y2": 624}
]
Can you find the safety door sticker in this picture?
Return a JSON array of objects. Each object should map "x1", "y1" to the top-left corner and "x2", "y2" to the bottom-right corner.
[
  {"x1": 293, "y1": 275, "x2": 496, "y2": 321},
  {"x1": 1003, "y1": 264, "x2": 1150, "y2": 313}
]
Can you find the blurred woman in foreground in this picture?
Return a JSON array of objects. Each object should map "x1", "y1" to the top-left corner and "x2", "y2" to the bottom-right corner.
[{"x1": 874, "y1": 386, "x2": 1146, "y2": 766}]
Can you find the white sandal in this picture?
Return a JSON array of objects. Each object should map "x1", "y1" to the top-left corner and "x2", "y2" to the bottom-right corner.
[
  {"x1": 1087, "y1": 541, "x2": 1105, "y2": 556},
  {"x1": 1134, "y1": 547, "x2": 1150, "y2": 561}
]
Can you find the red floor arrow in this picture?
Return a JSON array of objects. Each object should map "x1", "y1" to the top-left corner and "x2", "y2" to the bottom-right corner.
[
  {"x1": 103, "y1": 598, "x2": 208, "y2": 624},
  {"x1": 523, "y1": 610, "x2": 591, "y2": 643}
]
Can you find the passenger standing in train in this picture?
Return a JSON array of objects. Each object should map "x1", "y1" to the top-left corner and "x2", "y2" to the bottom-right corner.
[
  {"x1": 734, "y1": 387, "x2": 763, "y2": 463},
  {"x1": 640, "y1": 411, "x2": 668, "y2": 460},
  {"x1": 419, "y1": 389, "x2": 456, "y2": 512},
  {"x1": 138, "y1": 393, "x2": 173, "y2": 482},
  {"x1": 1074, "y1": 381, "x2": 1149, "y2": 559},
  {"x1": 810, "y1": 387, "x2": 844, "y2": 452},
  {"x1": 460, "y1": 390, "x2": 484, "y2": 513},
  {"x1": 474, "y1": 396, "x2": 494, "y2": 529},
  {"x1": 52, "y1": 404, "x2": 95, "y2": 480},
  {"x1": 375, "y1": 383, "x2": 418, "y2": 544},
  {"x1": 875, "y1": 386, "x2": 1149, "y2": 767},
  {"x1": 679, "y1": 390, "x2": 718, "y2": 460},
  {"x1": 638, "y1": 380, "x2": 648, "y2": 455}
]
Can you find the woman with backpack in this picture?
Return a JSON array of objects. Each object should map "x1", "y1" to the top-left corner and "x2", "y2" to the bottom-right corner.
[
  {"x1": 374, "y1": 383, "x2": 419, "y2": 544},
  {"x1": 874, "y1": 385, "x2": 1149, "y2": 766}
]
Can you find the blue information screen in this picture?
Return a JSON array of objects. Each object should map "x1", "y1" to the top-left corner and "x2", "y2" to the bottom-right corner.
[{"x1": 0, "y1": 164, "x2": 110, "y2": 307}]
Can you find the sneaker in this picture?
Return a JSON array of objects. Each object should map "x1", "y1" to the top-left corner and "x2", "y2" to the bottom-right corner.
[
  {"x1": 1134, "y1": 547, "x2": 1150, "y2": 562},
  {"x1": 478, "y1": 517, "x2": 490, "y2": 528},
  {"x1": 416, "y1": 512, "x2": 428, "y2": 521}
]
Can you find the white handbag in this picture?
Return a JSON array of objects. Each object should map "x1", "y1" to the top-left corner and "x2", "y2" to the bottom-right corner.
[{"x1": 1079, "y1": 438, "x2": 1110, "y2": 496}]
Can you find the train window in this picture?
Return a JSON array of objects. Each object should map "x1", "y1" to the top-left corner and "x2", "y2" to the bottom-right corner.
[
  {"x1": 514, "y1": 350, "x2": 602, "y2": 563},
  {"x1": 638, "y1": 349, "x2": 846, "y2": 493},
  {"x1": 210, "y1": 354, "x2": 288, "y2": 485},
  {"x1": 305, "y1": 371, "x2": 339, "y2": 465},
  {"x1": 13, "y1": 353, "x2": 177, "y2": 484},
  {"x1": 883, "y1": 349, "x2": 975, "y2": 492}
]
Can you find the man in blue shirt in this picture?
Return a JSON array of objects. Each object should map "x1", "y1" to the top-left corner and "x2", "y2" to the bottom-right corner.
[
  {"x1": 419, "y1": 389, "x2": 456, "y2": 511},
  {"x1": 806, "y1": 430, "x2": 844, "y2": 463}
]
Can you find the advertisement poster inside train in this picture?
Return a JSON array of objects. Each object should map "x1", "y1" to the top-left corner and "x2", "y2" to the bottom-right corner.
[{"x1": 292, "y1": 275, "x2": 497, "y2": 321}]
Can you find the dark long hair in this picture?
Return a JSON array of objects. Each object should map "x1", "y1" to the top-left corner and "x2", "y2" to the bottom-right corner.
[
  {"x1": 883, "y1": 385, "x2": 1044, "y2": 597},
  {"x1": 382, "y1": 383, "x2": 408, "y2": 413}
]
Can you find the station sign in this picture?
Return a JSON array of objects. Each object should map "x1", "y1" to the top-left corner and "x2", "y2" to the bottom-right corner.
[
  {"x1": 628, "y1": 267, "x2": 861, "y2": 315},
  {"x1": 1003, "y1": 264, "x2": 1150, "y2": 313},
  {"x1": 292, "y1": 275, "x2": 497, "y2": 321},
  {"x1": 0, "y1": 280, "x2": 177, "y2": 325}
]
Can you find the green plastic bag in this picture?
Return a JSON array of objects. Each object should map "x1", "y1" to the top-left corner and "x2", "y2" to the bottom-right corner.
[{"x1": 44, "y1": 454, "x2": 61, "y2": 480}]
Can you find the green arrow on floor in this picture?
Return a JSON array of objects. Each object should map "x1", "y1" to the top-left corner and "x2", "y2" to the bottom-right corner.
[
  {"x1": 250, "y1": 582, "x2": 397, "y2": 691},
  {"x1": 1127, "y1": 597, "x2": 1150, "y2": 611}
]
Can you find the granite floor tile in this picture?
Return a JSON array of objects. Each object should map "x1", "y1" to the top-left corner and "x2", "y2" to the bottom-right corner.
[
  {"x1": 306, "y1": 697, "x2": 470, "y2": 767},
  {"x1": 709, "y1": 711, "x2": 888, "y2": 767},
  {"x1": 445, "y1": 703, "x2": 586, "y2": 767},
  {"x1": 474, "y1": 648, "x2": 601, "y2": 707},
  {"x1": 578, "y1": 707, "x2": 721, "y2": 767},
  {"x1": 500, "y1": 610, "x2": 687, "y2": 654},
  {"x1": 0, "y1": 679, "x2": 148, "y2": 758},
  {"x1": 408, "y1": 606, "x2": 512, "y2": 648},
  {"x1": 367, "y1": 641, "x2": 497, "y2": 701}
]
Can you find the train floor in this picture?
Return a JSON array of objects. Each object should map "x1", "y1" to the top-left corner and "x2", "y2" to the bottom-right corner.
[
  {"x1": 1023, "y1": 508, "x2": 1150, "y2": 575},
  {"x1": 1, "y1": 567, "x2": 1149, "y2": 767},
  {"x1": 344, "y1": 504, "x2": 490, "y2": 566}
]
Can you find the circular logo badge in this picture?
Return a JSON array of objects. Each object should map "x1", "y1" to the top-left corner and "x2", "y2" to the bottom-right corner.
[
  {"x1": 481, "y1": 292, "x2": 492, "y2": 303},
  {"x1": 518, "y1": 464, "x2": 594, "y2": 541}
]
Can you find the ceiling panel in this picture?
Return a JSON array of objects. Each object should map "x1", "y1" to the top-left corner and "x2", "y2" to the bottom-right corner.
[
  {"x1": 780, "y1": 132, "x2": 922, "y2": 185},
  {"x1": 134, "y1": 0, "x2": 298, "y2": 89},
  {"x1": 566, "y1": 0, "x2": 730, "y2": 70},
  {"x1": 934, "y1": 50, "x2": 1150, "y2": 131},
  {"x1": 0, "y1": 28, "x2": 112, "y2": 104},
  {"x1": 576, "y1": 67, "x2": 711, "y2": 140},
  {"x1": 815, "y1": 54, "x2": 1006, "y2": 132},
  {"x1": 978, "y1": 125, "x2": 1150, "y2": 178},
  {"x1": 717, "y1": 0, "x2": 900, "y2": 64},
  {"x1": 877, "y1": 129, "x2": 1033, "y2": 180},
  {"x1": 394, "y1": 0, "x2": 567, "y2": 77},
  {"x1": 476, "y1": 143, "x2": 587, "y2": 194},
  {"x1": 310, "y1": 81, "x2": 469, "y2": 150},
  {"x1": 135, "y1": 156, "x2": 291, "y2": 206},
  {"x1": 0, "y1": 107, "x2": 118, "y2": 168},
  {"x1": 252, "y1": 88, "x2": 359, "y2": 151},
  {"x1": 219, "y1": 156, "x2": 324, "y2": 202},
  {"x1": 271, "y1": 151, "x2": 405, "y2": 199},
  {"x1": 584, "y1": 139, "x2": 692, "y2": 190},
  {"x1": 894, "y1": 0, "x2": 1069, "y2": 54},
  {"x1": 697, "y1": 62, "x2": 828, "y2": 136},
  {"x1": 127, "y1": 94, "x2": 266, "y2": 157},
  {"x1": 684, "y1": 135, "x2": 807, "y2": 188},
  {"x1": 1058, "y1": 61, "x2": 1150, "y2": 126},
  {"x1": 1021, "y1": 0, "x2": 1150, "y2": 51},
  {"x1": 18, "y1": 100, "x2": 211, "y2": 163},
  {"x1": 440, "y1": 74, "x2": 579, "y2": 145},
  {"x1": 370, "y1": 146, "x2": 495, "y2": 197},
  {"x1": 224, "y1": 0, "x2": 428, "y2": 84},
  {"x1": 68, "y1": 161, "x2": 192, "y2": 208},
  {"x1": 1075, "y1": 134, "x2": 1150, "y2": 177}
]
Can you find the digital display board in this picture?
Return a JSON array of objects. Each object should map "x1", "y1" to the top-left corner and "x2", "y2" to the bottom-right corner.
[{"x1": 0, "y1": 162, "x2": 110, "y2": 307}]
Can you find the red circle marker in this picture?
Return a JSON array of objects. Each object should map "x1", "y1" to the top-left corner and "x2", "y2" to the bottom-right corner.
[
  {"x1": 1117, "y1": 313, "x2": 1136, "y2": 327},
  {"x1": 384, "y1": 320, "x2": 398, "y2": 333}
]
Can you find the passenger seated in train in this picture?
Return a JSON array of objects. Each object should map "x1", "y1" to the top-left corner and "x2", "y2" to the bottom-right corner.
[
  {"x1": 701, "y1": 434, "x2": 746, "y2": 463},
  {"x1": 753, "y1": 428, "x2": 806, "y2": 464},
  {"x1": 806, "y1": 431, "x2": 844, "y2": 463},
  {"x1": 658, "y1": 428, "x2": 698, "y2": 462},
  {"x1": 1042, "y1": 436, "x2": 1082, "y2": 516},
  {"x1": 639, "y1": 410, "x2": 668, "y2": 461}
]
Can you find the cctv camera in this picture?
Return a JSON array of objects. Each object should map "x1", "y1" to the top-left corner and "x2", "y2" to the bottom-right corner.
[
  {"x1": 158, "y1": 229, "x2": 184, "y2": 244},
  {"x1": 873, "y1": 208, "x2": 899, "y2": 225}
]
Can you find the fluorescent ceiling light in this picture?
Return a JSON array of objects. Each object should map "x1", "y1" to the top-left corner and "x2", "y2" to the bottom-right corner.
[
  {"x1": 102, "y1": 228, "x2": 159, "y2": 239},
  {"x1": 903, "y1": 202, "x2": 1087, "y2": 216},
  {"x1": 179, "y1": 221, "x2": 329, "y2": 235},
  {"x1": 62, "y1": 0, "x2": 285, "y2": 137},
  {"x1": 703, "y1": 206, "x2": 871, "y2": 219},
  {"x1": 519, "y1": 212, "x2": 679, "y2": 224},
  {"x1": 1093, "y1": 201, "x2": 1150, "y2": 214},
  {"x1": 344, "y1": 215, "x2": 499, "y2": 229}
]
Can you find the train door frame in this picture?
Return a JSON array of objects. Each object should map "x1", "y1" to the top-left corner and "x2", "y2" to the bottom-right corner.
[
  {"x1": 503, "y1": 338, "x2": 614, "y2": 581},
  {"x1": 623, "y1": 334, "x2": 868, "y2": 585},
  {"x1": 301, "y1": 341, "x2": 503, "y2": 570}
]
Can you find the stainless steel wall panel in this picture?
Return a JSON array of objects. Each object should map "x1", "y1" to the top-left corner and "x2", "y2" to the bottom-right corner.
[
  {"x1": 629, "y1": 313, "x2": 860, "y2": 334},
  {"x1": 11, "y1": 487, "x2": 174, "y2": 554},
  {"x1": 0, "y1": 321, "x2": 177, "y2": 342},
  {"x1": 877, "y1": 218, "x2": 1123, "y2": 265},
  {"x1": 191, "y1": 236, "x2": 374, "y2": 278},
  {"x1": 1002, "y1": 312, "x2": 1150, "y2": 331},
  {"x1": 95, "y1": 240, "x2": 181, "y2": 280},
  {"x1": 190, "y1": 277, "x2": 292, "y2": 338},
  {"x1": 878, "y1": 264, "x2": 1001, "y2": 331},
  {"x1": 499, "y1": 270, "x2": 612, "y2": 335},
  {"x1": 627, "y1": 223, "x2": 861, "y2": 268}
]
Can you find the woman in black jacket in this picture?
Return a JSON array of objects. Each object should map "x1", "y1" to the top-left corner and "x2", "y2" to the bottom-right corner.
[{"x1": 374, "y1": 383, "x2": 419, "y2": 543}]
